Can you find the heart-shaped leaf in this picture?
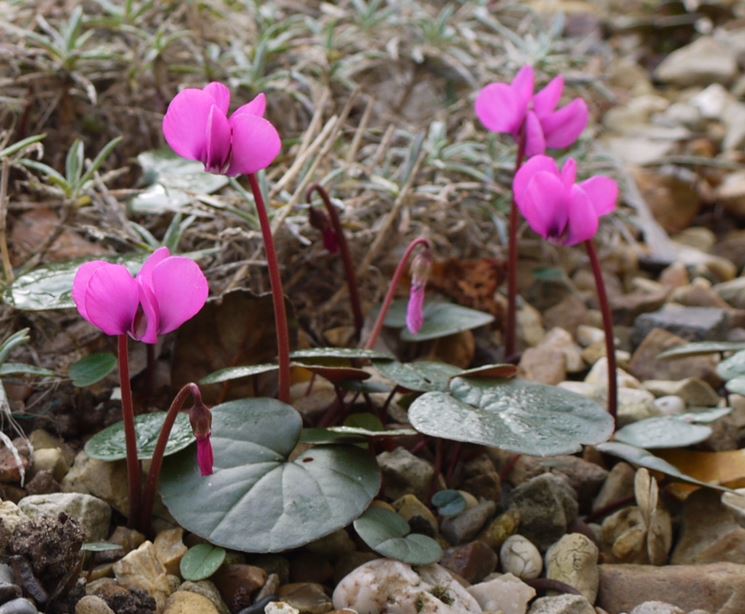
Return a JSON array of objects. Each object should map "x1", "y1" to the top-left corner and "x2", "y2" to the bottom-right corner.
[
  {"x1": 457, "y1": 364, "x2": 517, "y2": 379},
  {"x1": 160, "y1": 398, "x2": 380, "y2": 552},
  {"x1": 383, "y1": 300, "x2": 494, "y2": 341},
  {"x1": 373, "y1": 360, "x2": 461, "y2": 392},
  {"x1": 408, "y1": 377, "x2": 614, "y2": 456},
  {"x1": 290, "y1": 348, "x2": 393, "y2": 361},
  {"x1": 85, "y1": 412, "x2": 194, "y2": 461},
  {"x1": 614, "y1": 418, "x2": 712, "y2": 449},
  {"x1": 727, "y1": 377, "x2": 745, "y2": 396},
  {"x1": 199, "y1": 364, "x2": 279, "y2": 385},
  {"x1": 658, "y1": 341, "x2": 745, "y2": 360},
  {"x1": 353, "y1": 507, "x2": 442, "y2": 565},
  {"x1": 718, "y1": 350, "x2": 745, "y2": 381},
  {"x1": 597, "y1": 441, "x2": 732, "y2": 492},
  {"x1": 179, "y1": 544, "x2": 226, "y2": 581},
  {"x1": 300, "y1": 426, "x2": 418, "y2": 445},
  {"x1": 297, "y1": 364, "x2": 371, "y2": 384},
  {"x1": 69, "y1": 353, "x2": 117, "y2": 387},
  {"x1": 431, "y1": 490, "x2": 466, "y2": 517},
  {"x1": 130, "y1": 151, "x2": 229, "y2": 215}
]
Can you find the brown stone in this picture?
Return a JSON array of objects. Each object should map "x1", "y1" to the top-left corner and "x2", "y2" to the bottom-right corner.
[
  {"x1": 460, "y1": 454, "x2": 502, "y2": 502},
  {"x1": 633, "y1": 166, "x2": 701, "y2": 235},
  {"x1": 277, "y1": 582, "x2": 333, "y2": 614},
  {"x1": 519, "y1": 346, "x2": 566, "y2": 385},
  {"x1": 598, "y1": 563, "x2": 745, "y2": 614},
  {"x1": 543, "y1": 295, "x2": 589, "y2": 336},
  {"x1": 629, "y1": 328, "x2": 719, "y2": 385},
  {"x1": 0, "y1": 438, "x2": 30, "y2": 483},
  {"x1": 440, "y1": 540, "x2": 497, "y2": 583},
  {"x1": 213, "y1": 564, "x2": 267, "y2": 611}
]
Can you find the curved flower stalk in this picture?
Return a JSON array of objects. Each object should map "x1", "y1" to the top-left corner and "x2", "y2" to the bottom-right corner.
[
  {"x1": 475, "y1": 66, "x2": 589, "y2": 361},
  {"x1": 73, "y1": 249, "x2": 209, "y2": 529},
  {"x1": 513, "y1": 155, "x2": 619, "y2": 422},
  {"x1": 163, "y1": 82, "x2": 291, "y2": 403}
]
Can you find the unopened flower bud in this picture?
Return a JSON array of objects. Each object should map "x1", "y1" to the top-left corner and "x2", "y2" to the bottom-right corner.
[
  {"x1": 406, "y1": 249, "x2": 432, "y2": 335},
  {"x1": 308, "y1": 207, "x2": 339, "y2": 254},
  {"x1": 188, "y1": 399, "x2": 213, "y2": 476}
]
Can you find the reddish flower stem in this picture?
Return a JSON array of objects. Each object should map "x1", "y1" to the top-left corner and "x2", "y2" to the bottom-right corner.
[
  {"x1": 504, "y1": 132, "x2": 527, "y2": 362},
  {"x1": 306, "y1": 184, "x2": 364, "y2": 340},
  {"x1": 585, "y1": 239, "x2": 617, "y2": 423},
  {"x1": 247, "y1": 173, "x2": 291, "y2": 404},
  {"x1": 140, "y1": 382, "x2": 201, "y2": 534},
  {"x1": 364, "y1": 236, "x2": 432, "y2": 350},
  {"x1": 117, "y1": 335, "x2": 142, "y2": 529}
]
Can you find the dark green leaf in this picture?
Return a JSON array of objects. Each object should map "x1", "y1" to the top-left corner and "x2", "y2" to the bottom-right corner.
[
  {"x1": 69, "y1": 353, "x2": 117, "y2": 387},
  {"x1": 382, "y1": 300, "x2": 494, "y2": 342},
  {"x1": 85, "y1": 412, "x2": 194, "y2": 461},
  {"x1": 353, "y1": 507, "x2": 442, "y2": 565},
  {"x1": 344, "y1": 413, "x2": 385, "y2": 431},
  {"x1": 179, "y1": 544, "x2": 226, "y2": 581},
  {"x1": 199, "y1": 363, "x2": 278, "y2": 385},
  {"x1": 300, "y1": 425, "x2": 417, "y2": 445},
  {"x1": 431, "y1": 490, "x2": 466, "y2": 517},
  {"x1": 409, "y1": 378, "x2": 614, "y2": 456},
  {"x1": 373, "y1": 360, "x2": 461, "y2": 392},
  {"x1": 0, "y1": 362, "x2": 56, "y2": 378},
  {"x1": 658, "y1": 341, "x2": 745, "y2": 360},
  {"x1": 160, "y1": 398, "x2": 380, "y2": 552},
  {"x1": 614, "y1": 417, "x2": 712, "y2": 449},
  {"x1": 290, "y1": 348, "x2": 394, "y2": 361}
]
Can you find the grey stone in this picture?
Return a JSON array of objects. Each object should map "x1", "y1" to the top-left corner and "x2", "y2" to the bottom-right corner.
[
  {"x1": 655, "y1": 37, "x2": 738, "y2": 86},
  {"x1": 441, "y1": 500, "x2": 496, "y2": 545},
  {"x1": 632, "y1": 306, "x2": 729, "y2": 347},
  {"x1": 629, "y1": 602, "x2": 685, "y2": 614},
  {"x1": 18, "y1": 492, "x2": 111, "y2": 541},
  {"x1": 376, "y1": 447, "x2": 434, "y2": 501},
  {"x1": 500, "y1": 535, "x2": 542, "y2": 580},
  {"x1": 529, "y1": 594, "x2": 595, "y2": 614},
  {"x1": 75, "y1": 595, "x2": 115, "y2": 614},
  {"x1": 0, "y1": 600, "x2": 37, "y2": 614},
  {"x1": 545, "y1": 533, "x2": 599, "y2": 603},
  {"x1": 468, "y1": 573, "x2": 536, "y2": 614},
  {"x1": 511, "y1": 473, "x2": 578, "y2": 551}
]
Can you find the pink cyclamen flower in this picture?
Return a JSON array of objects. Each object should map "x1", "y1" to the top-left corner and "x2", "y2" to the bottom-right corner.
[
  {"x1": 475, "y1": 66, "x2": 589, "y2": 157},
  {"x1": 163, "y1": 82, "x2": 281, "y2": 176},
  {"x1": 513, "y1": 156, "x2": 618, "y2": 247},
  {"x1": 196, "y1": 435, "x2": 214, "y2": 477},
  {"x1": 72, "y1": 247, "x2": 208, "y2": 344},
  {"x1": 189, "y1": 398, "x2": 213, "y2": 476},
  {"x1": 406, "y1": 251, "x2": 432, "y2": 335}
]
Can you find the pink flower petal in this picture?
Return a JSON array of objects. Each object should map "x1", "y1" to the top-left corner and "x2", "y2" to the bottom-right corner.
[
  {"x1": 226, "y1": 112, "x2": 282, "y2": 176},
  {"x1": 149, "y1": 256, "x2": 209, "y2": 335},
  {"x1": 197, "y1": 435, "x2": 214, "y2": 476},
  {"x1": 203, "y1": 82, "x2": 231, "y2": 115},
  {"x1": 511, "y1": 66, "x2": 535, "y2": 109},
  {"x1": 80, "y1": 264, "x2": 140, "y2": 336},
  {"x1": 406, "y1": 283, "x2": 426, "y2": 335},
  {"x1": 523, "y1": 111, "x2": 546, "y2": 157},
  {"x1": 474, "y1": 83, "x2": 525, "y2": 135},
  {"x1": 137, "y1": 247, "x2": 171, "y2": 291},
  {"x1": 513, "y1": 155, "x2": 560, "y2": 210},
  {"x1": 523, "y1": 171, "x2": 570, "y2": 241},
  {"x1": 533, "y1": 75, "x2": 564, "y2": 117},
  {"x1": 561, "y1": 158, "x2": 578, "y2": 187},
  {"x1": 541, "y1": 98, "x2": 589, "y2": 150},
  {"x1": 132, "y1": 282, "x2": 160, "y2": 344},
  {"x1": 566, "y1": 185, "x2": 599, "y2": 246},
  {"x1": 162, "y1": 89, "x2": 216, "y2": 162},
  {"x1": 205, "y1": 105, "x2": 231, "y2": 172},
  {"x1": 579, "y1": 176, "x2": 619, "y2": 216},
  {"x1": 232, "y1": 92, "x2": 267, "y2": 119},
  {"x1": 73, "y1": 261, "x2": 109, "y2": 322}
]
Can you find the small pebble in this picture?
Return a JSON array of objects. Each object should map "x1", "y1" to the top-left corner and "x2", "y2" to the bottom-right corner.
[
  {"x1": 0, "y1": 599, "x2": 38, "y2": 614},
  {"x1": 500, "y1": 535, "x2": 542, "y2": 580}
]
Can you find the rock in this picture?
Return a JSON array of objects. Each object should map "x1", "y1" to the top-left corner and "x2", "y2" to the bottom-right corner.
[
  {"x1": 616, "y1": 388, "x2": 660, "y2": 426},
  {"x1": 545, "y1": 533, "x2": 599, "y2": 603},
  {"x1": 632, "y1": 307, "x2": 729, "y2": 346},
  {"x1": 655, "y1": 36, "x2": 738, "y2": 86},
  {"x1": 643, "y1": 378, "x2": 720, "y2": 406},
  {"x1": 440, "y1": 540, "x2": 497, "y2": 582},
  {"x1": 593, "y1": 463, "x2": 635, "y2": 513},
  {"x1": 543, "y1": 295, "x2": 589, "y2": 337},
  {"x1": 163, "y1": 591, "x2": 219, "y2": 614},
  {"x1": 585, "y1": 358, "x2": 640, "y2": 389},
  {"x1": 518, "y1": 303, "x2": 546, "y2": 347},
  {"x1": 93, "y1": 526, "x2": 146, "y2": 564},
  {"x1": 212, "y1": 564, "x2": 267, "y2": 611},
  {"x1": 245, "y1": 554, "x2": 289, "y2": 584},
  {"x1": 717, "y1": 171, "x2": 745, "y2": 218},
  {"x1": 670, "y1": 281, "x2": 732, "y2": 310},
  {"x1": 576, "y1": 325, "x2": 605, "y2": 347},
  {"x1": 468, "y1": 573, "x2": 536, "y2": 614},
  {"x1": 18, "y1": 492, "x2": 110, "y2": 541},
  {"x1": 601, "y1": 507, "x2": 648, "y2": 564},
  {"x1": 0, "y1": 600, "x2": 37, "y2": 614},
  {"x1": 254, "y1": 572, "x2": 280, "y2": 603},
  {"x1": 153, "y1": 528, "x2": 187, "y2": 576},
  {"x1": 672, "y1": 489, "x2": 745, "y2": 564},
  {"x1": 716, "y1": 277, "x2": 745, "y2": 309},
  {"x1": 333, "y1": 552, "x2": 378, "y2": 584},
  {"x1": 528, "y1": 594, "x2": 595, "y2": 614},
  {"x1": 511, "y1": 473, "x2": 578, "y2": 551},
  {"x1": 525, "y1": 271, "x2": 575, "y2": 311},
  {"x1": 264, "y1": 604, "x2": 300, "y2": 614},
  {"x1": 519, "y1": 346, "x2": 567, "y2": 385},
  {"x1": 30, "y1": 448, "x2": 68, "y2": 482},
  {"x1": 306, "y1": 530, "x2": 356, "y2": 559},
  {"x1": 633, "y1": 166, "x2": 701, "y2": 234},
  {"x1": 75, "y1": 595, "x2": 115, "y2": 614},
  {"x1": 629, "y1": 602, "x2": 684, "y2": 614},
  {"x1": 333, "y1": 559, "x2": 481, "y2": 613},
  {"x1": 278, "y1": 583, "x2": 333, "y2": 614},
  {"x1": 112, "y1": 541, "x2": 178, "y2": 612},
  {"x1": 500, "y1": 535, "x2": 542, "y2": 580},
  {"x1": 87, "y1": 578, "x2": 157, "y2": 613},
  {"x1": 178, "y1": 581, "x2": 229, "y2": 614},
  {"x1": 654, "y1": 395, "x2": 685, "y2": 416},
  {"x1": 441, "y1": 500, "x2": 496, "y2": 545},
  {"x1": 62, "y1": 451, "x2": 129, "y2": 515},
  {"x1": 480, "y1": 509, "x2": 520, "y2": 550},
  {"x1": 376, "y1": 448, "x2": 434, "y2": 502},
  {"x1": 0, "y1": 500, "x2": 27, "y2": 534},
  {"x1": 598, "y1": 562, "x2": 745, "y2": 614},
  {"x1": 393, "y1": 495, "x2": 438, "y2": 536},
  {"x1": 629, "y1": 328, "x2": 719, "y2": 384},
  {"x1": 0, "y1": 563, "x2": 20, "y2": 602},
  {"x1": 460, "y1": 454, "x2": 501, "y2": 502},
  {"x1": 24, "y1": 470, "x2": 60, "y2": 495},
  {"x1": 0, "y1": 439, "x2": 30, "y2": 483}
]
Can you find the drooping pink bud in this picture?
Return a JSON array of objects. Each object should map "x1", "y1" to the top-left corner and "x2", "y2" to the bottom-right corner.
[
  {"x1": 196, "y1": 434, "x2": 214, "y2": 477},
  {"x1": 406, "y1": 250, "x2": 432, "y2": 335},
  {"x1": 188, "y1": 398, "x2": 213, "y2": 477},
  {"x1": 308, "y1": 207, "x2": 339, "y2": 254}
]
